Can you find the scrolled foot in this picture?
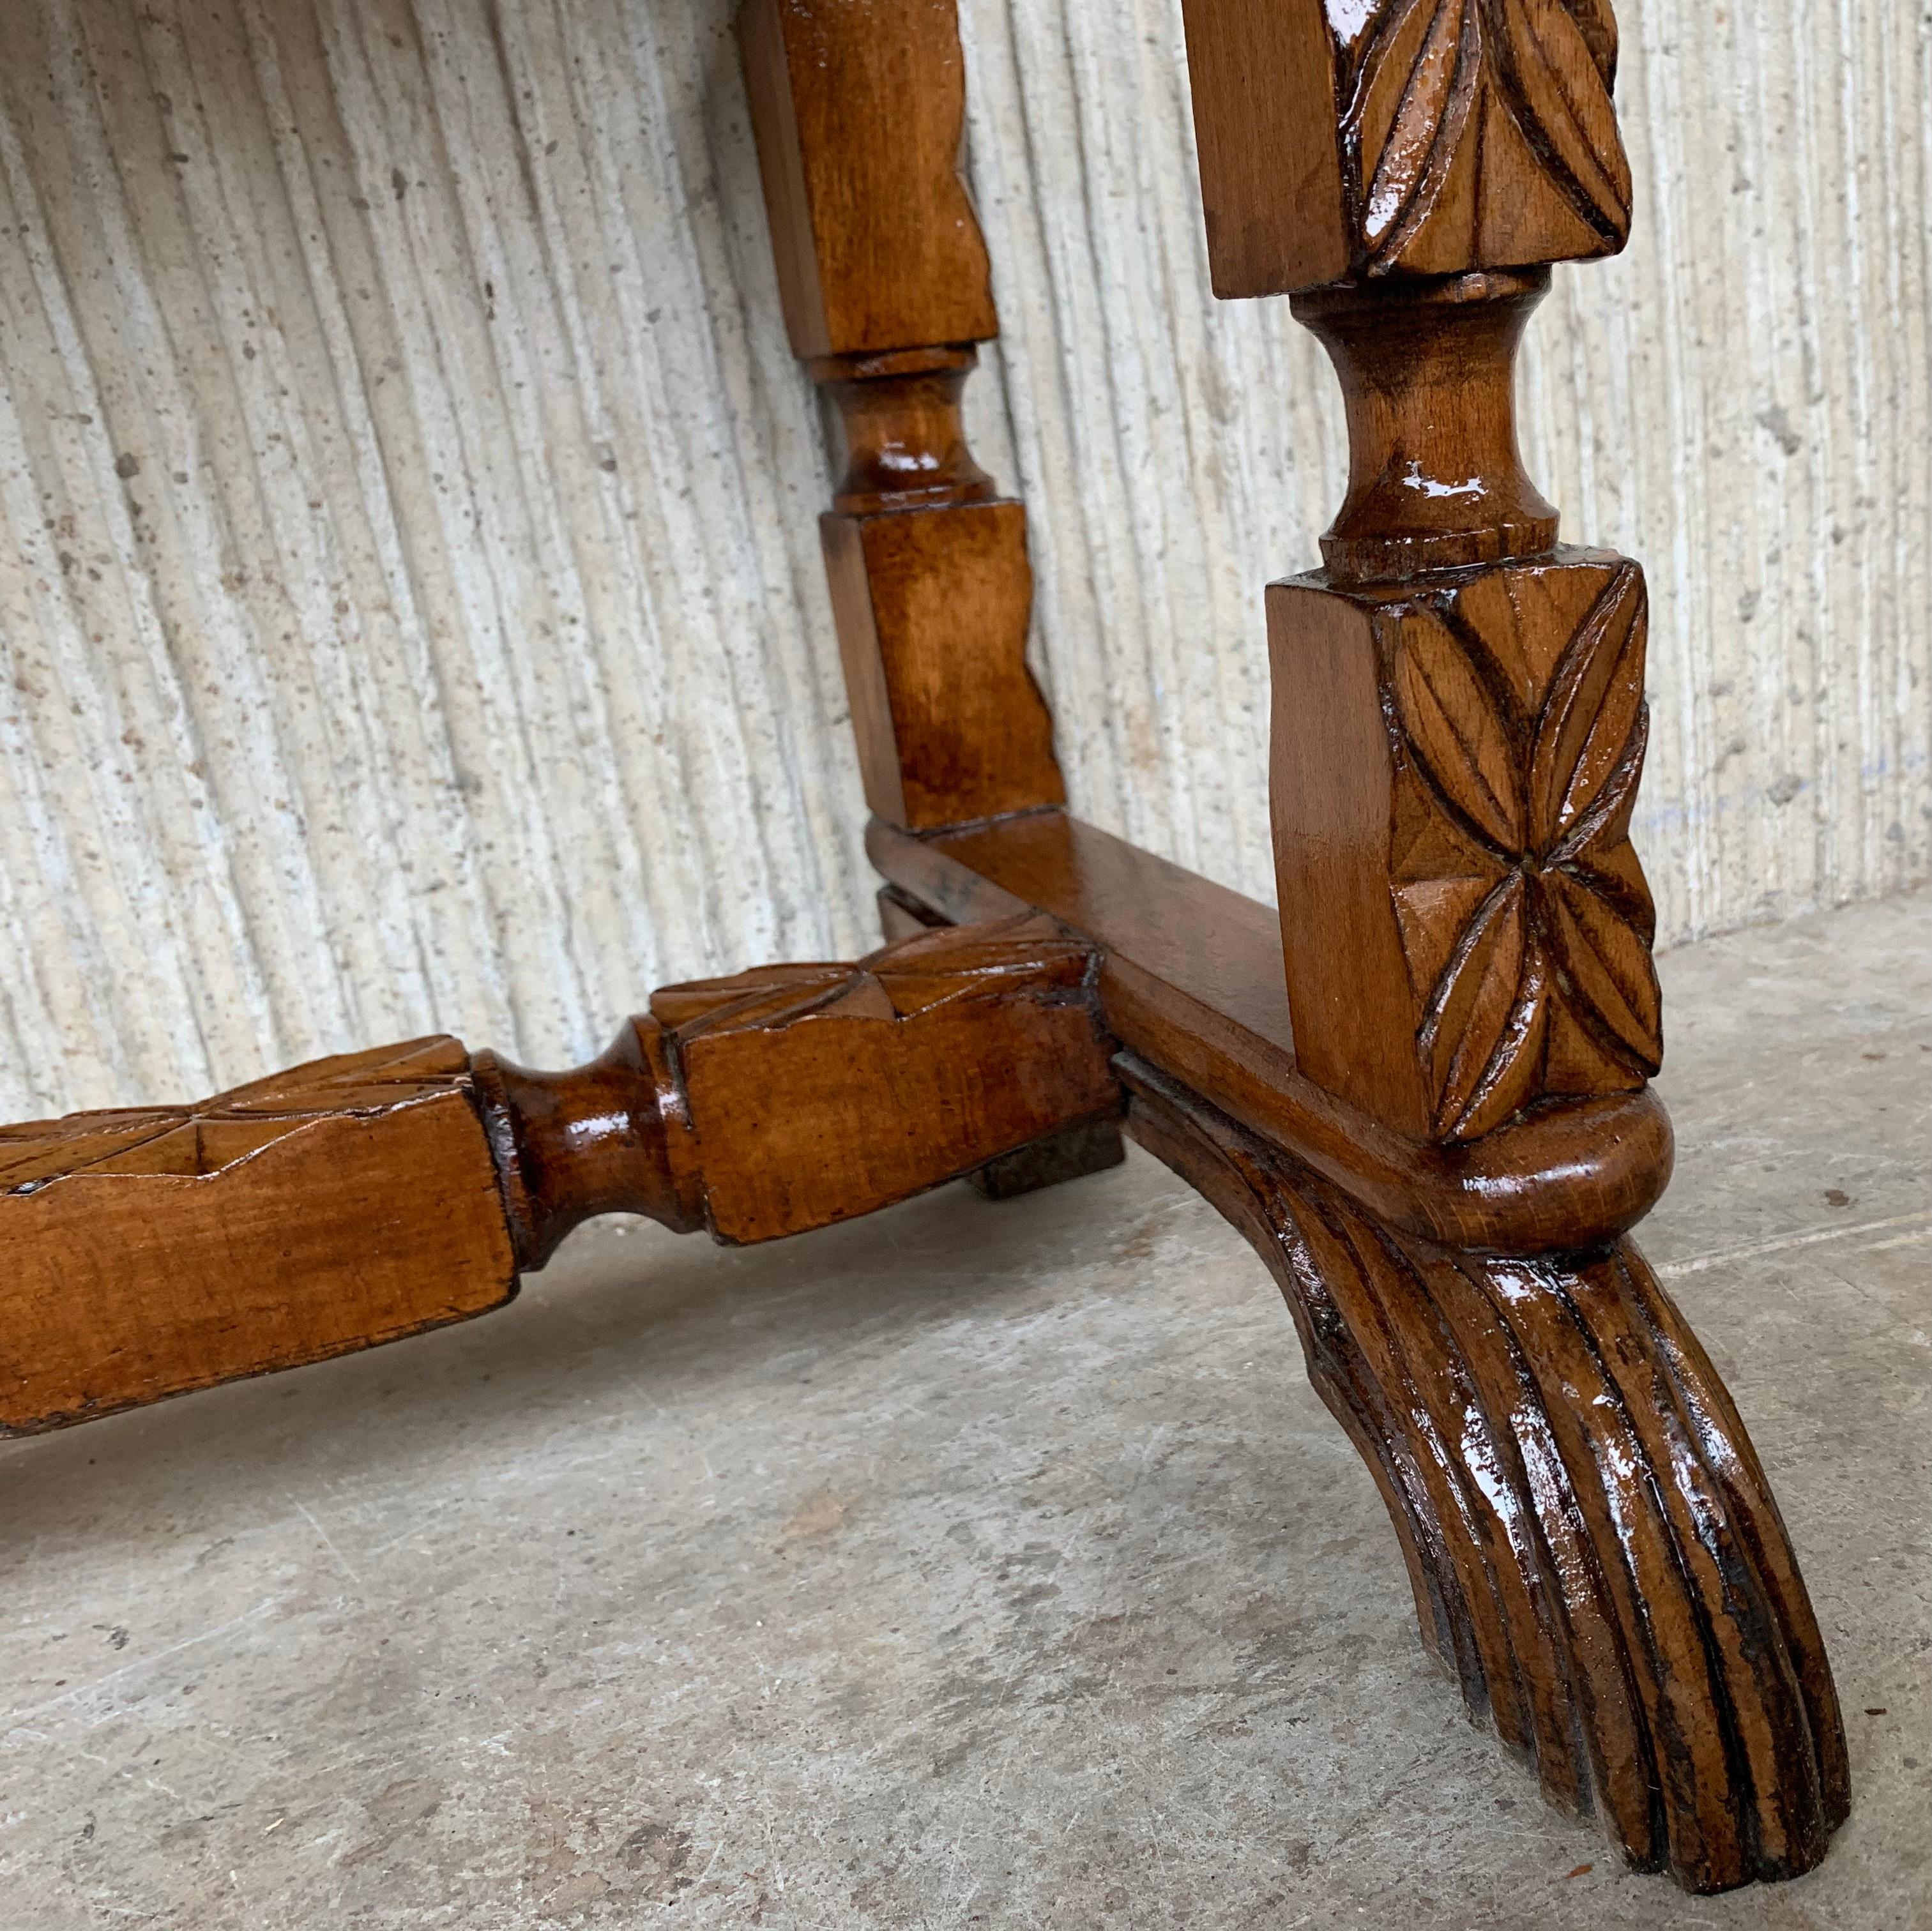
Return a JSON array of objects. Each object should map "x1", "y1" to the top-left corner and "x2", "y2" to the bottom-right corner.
[{"x1": 1124, "y1": 1059, "x2": 1850, "y2": 1893}]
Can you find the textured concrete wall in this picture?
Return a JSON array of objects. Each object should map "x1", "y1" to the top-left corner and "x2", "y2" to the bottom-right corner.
[{"x1": 0, "y1": 0, "x2": 1924, "y2": 1117}]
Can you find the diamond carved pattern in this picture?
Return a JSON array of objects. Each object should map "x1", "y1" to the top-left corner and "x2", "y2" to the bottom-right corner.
[
  {"x1": 1385, "y1": 558, "x2": 1662, "y2": 1141},
  {"x1": 649, "y1": 914, "x2": 1093, "y2": 1040},
  {"x1": 0, "y1": 1038, "x2": 470, "y2": 1192}
]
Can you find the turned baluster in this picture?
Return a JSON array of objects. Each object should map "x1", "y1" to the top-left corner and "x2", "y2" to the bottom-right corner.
[
  {"x1": 0, "y1": 916, "x2": 1118, "y2": 1435},
  {"x1": 738, "y1": 0, "x2": 1120, "y2": 1192},
  {"x1": 740, "y1": 0, "x2": 1063, "y2": 835},
  {"x1": 1172, "y1": 0, "x2": 1850, "y2": 1888}
]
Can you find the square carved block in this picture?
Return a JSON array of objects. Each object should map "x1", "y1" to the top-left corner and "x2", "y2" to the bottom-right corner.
[
  {"x1": 822, "y1": 499, "x2": 1064, "y2": 831},
  {"x1": 1268, "y1": 547, "x2": 1662, "y2": 1143},
  {"x1": 648, "y1": 916, "x2": 1119, "y2": 1243},
  {"x1": 0, "y1": 1039, "x2": 515, "y2": 1432},
  {"x1": 1180, "y1": 0, "x2": 1633, "y2": 296}
]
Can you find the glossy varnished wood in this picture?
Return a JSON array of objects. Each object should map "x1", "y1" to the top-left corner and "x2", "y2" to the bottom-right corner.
[
  {"x1": 821, "y1": 491, "x2": 1061, "y2": 828},
  {"x1": 869, "y1": 810, "x2": 1673, "y2": 1256},
  {"x1": 0, "y1": 1040, "x2": 516, "y2": 1435},
  {"x1": 1270, "y1": 546, "x2": 1660, "y2": 1141},
  {"x1": 638, "y1": 913, "x2": 1118, "y2": 1244},
  {"x1": 816, "y1": 345, "x2": 996, "y2": 515},
  {"x1": 483, "y1": 911, "x2": 1118, "y2": 1254},
  {"x1": 1293, "y1": 269, "x2": 1558, "y2": 581},
  {"x1": 1, "y1": 0, "x2": 1850, "y2": 1894},
  {"x1": 1180, "y1": 0, "x2": 1632, "y2": 298},
  {"x1": 1, "y1": 916, "x2": 1118, "y2": 1434},
  {"x1": 737, "y1": 0, "x2": 996, "y2": 360},
  {"x1": 1172, "y1": 0, "x2": 1848, "y2": 1885},
  {"x1": 743, "y1": 0, "x2": 1064, "y2": 832},
  {"x1": 1125, "y1": 1061, "x2": 1850, "y2": 1892},
  {"x1": 471, "y1": 1020, "x2": 697, "y2": 1270},
  {"x1": 927, "y1": 809, "x2": 1295, "y2": 1050}
]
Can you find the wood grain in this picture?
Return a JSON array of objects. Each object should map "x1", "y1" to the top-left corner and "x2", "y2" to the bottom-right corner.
[
  {"x1": 653, "y1": 913, "x2": 1119, "y2": 1243},
  {"x1": 0, "y1": 1040, "x2": 515, "y2": 1435},
  {"x1": 869, "y1": 810, "x2": 1674, "y2": 1257},
  {"x1": 821, "y1": 498, "x2": 1063, "y2": 829},
  {"x1": 1124, "y1": 1057, "x2": 1850, "y2": 1894},
  {"x1": 1179, "y1": 0, "x2": 1632, "y2": 297},
  {"x1": 1270, "y1": 546, "x2": 1661, "y2": 1142},
  {"x1": 816, "y1": 346, "x2": 998, "y2": 516},
  {"x1": 1176, "y1": 0, "x2": 1848, "y2": 1883},
  {"x1": 743, "y1": 5, "x2": 1067, "y2": 833},
  {"x1": 1291, "y1": 269, "x2": 1560, "y2": 582},
  {"x1": 966, "y1": 1114, "x2": 1125, "y2": 1199},
  {"x1": 2, "y1": 916, "x2": 1120, "y2": 1432},
  {"x1": 482, "y1": 910, "x2": 1122, "y2": 1251},
  {"x1": 0, "y1": 0, "x2": 1919, "y2": 1121},
  {"x1": 1176, "y1": 0, "x2": 1348, "y2": 296},
  {"x1": 739, "y1": 0, "x2": 998, "y2": 358}
]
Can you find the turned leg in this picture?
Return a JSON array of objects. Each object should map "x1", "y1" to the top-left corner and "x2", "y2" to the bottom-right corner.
[
  {"x1": 1166, "y1": 0, "x2": 1850, "y2": 1889},
  {"x1": 0, "y1": 0, "x2": 1850, "y2": 1895},
  {"x1": 741, "y1": 0, "x2": 1123, "y2": 1194},
  {"x1": 0, "y1": 914, "x2": 1119, "y2": 1435}
]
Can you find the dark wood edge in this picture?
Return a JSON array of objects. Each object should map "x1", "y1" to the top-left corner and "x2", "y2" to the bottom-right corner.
[
  {"x1": 1116, "y1": 1050, "x2": 1848, "y2": 1890},
  {"x1": 867, "y1": 811, "x2": 1673, "y2": 1256}
]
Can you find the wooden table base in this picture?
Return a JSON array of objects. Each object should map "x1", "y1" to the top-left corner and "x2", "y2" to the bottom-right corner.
[{"x1": 0, "y1": 0, "x2": 1850, "y2": 1895}]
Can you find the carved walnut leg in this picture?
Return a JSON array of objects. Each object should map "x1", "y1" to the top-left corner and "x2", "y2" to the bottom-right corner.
[
  {"x1": 1163, "y1": 0, "x2": 1852, "y2": 1889},
  {"x1": 1128, "y1": 1061, "x2": 1848, "y2": 1889},
  {"x1": 0, "y1": 915, "x2": 1119, "y2": 1435},
  {"x1": 1, "y1": 0, "x2": 1851, "y2": 1893},
  {"x1": 741, "y1": 0, "x2": 1121, "y2": 1195}
]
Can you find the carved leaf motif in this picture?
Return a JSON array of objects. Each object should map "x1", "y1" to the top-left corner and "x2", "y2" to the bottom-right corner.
[
  {"x1": 1394, "y1": 616, "x2": 1523, "y2": 851},
  {"x1": 1347, "y1": 0, "x2": 1631, "y2": 269},
  {"x1": 1544, "y1": 865, "x2": 1662, "y2": 1072},
  {"x1": 1528, "y1": 561, "x2": 1645, "y2": 854},
  {"x1": 1566, "y1": 830, "x2": 1655, "y2": 944},
  {"x1": 1560, "y1": 0, "x2": 1619, "y2": 82},
  {"x1": 1419, "y1": 876, "x2": 1554, "y2": 1138},
  {"x1": 1357, "y1": 0, "x2": 1474, "y2": 255},
  {"x1": 1491, "y1": 0, "x2": 1632, "y2": 231},
  {"x1": 1389, "y1": 560, "x2": 1659, "y2": 1139}
]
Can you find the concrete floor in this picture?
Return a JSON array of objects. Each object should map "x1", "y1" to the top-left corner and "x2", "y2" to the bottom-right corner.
[{"x1": 3, "y1": 893, "x2": 1926, "y2": 1930}]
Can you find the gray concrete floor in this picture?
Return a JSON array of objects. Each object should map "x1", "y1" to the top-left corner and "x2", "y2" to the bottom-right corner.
[{"x1": 3, "y1": 893, "x2": 1927, "y2": 1930}]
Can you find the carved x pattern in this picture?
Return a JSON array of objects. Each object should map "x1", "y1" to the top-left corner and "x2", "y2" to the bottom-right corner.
[{"x1": 1387, "y1": 560, "x2": 1662, "y2": 1141}]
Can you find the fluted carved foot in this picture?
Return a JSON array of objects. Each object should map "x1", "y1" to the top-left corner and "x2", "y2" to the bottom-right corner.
[{"x1": 1125, "y1": 1059, "x2": 1849, "y2": 1893}]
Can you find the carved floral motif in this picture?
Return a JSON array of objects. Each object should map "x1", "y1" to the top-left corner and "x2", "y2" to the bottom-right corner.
[
  {"x1": 1386, "y1": 558, "x2": 1662, "y2": 1140},
  {"x1": 1338, "y1": 0, "x2": 1632, "y2": 273}
]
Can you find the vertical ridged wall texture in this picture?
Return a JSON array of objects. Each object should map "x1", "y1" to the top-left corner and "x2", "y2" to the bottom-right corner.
[{"x1": 0, "y1": 0, "x2": 1924, "y2": 1117}]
